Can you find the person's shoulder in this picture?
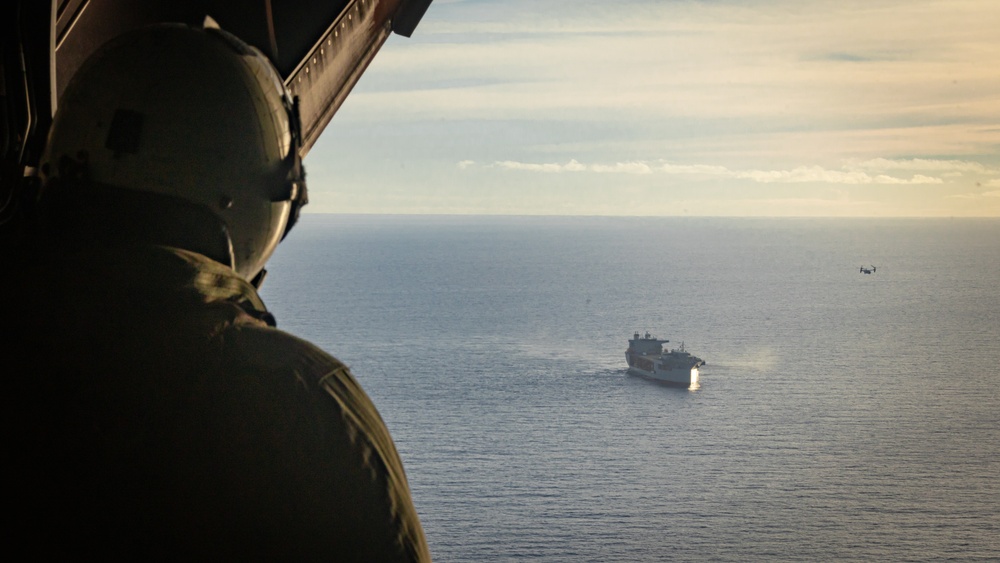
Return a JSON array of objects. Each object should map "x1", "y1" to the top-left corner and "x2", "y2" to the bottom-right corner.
[
  {"x1": 219, "y1": 322, "x2": 350, "y2": 386},
  {"x1": 216, "y1": 323, "x2": 431, "y2": 561},
  {"x1": 218, "y1": 322, "x2": 382, "y2": 427}
]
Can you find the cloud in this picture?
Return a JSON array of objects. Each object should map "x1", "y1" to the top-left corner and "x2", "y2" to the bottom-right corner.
[
  {"x1": 308, "y1": 0, "x2": 1000, "y2": 217},
  {"x1": 491, "y1": 160, "x2": 576, "y2": 173},
  {"x1": 878, "y1": 174, "x2": 943, "y2": 184},
  {"x1": 711, "y1": 166, "x2": 943, "y2": 185},
  {"x1": 818, "y1": 52, "x2": 876, "y2": 62},
  {"x1": 362, "y1": 0, "x2": 1000, "y2": 127},
  {"x1": 489, "y1": 159, "x2": 650, "y2": 174},
  {"x1": 474, "y1": 159, "x2": 946, "y2": 184},
  {"x1": 947, "y1": 178, "x2": 1000, "y2": 200},
  {"x1": 853, "y1": 158, "x2": 992, "y2": 173},
  {"x1": 733, "y1": 167, "x2": 875, "y2": 184},
  {"x1": 590, "y1": 161, "x2": 653, "y2": 174},
  {"x1": 658, "y1": 163, "x2": 732, "y2": 175}
]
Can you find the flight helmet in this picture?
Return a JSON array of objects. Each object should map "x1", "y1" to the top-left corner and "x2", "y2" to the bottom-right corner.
[{"x1": 38, "y1": 22, "x2": 307, "y2": 282}]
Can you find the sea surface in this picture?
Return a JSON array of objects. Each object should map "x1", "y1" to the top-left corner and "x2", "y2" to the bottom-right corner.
[{"x1": 260, "y1": 215, "x2": 1000, "y2": 562}]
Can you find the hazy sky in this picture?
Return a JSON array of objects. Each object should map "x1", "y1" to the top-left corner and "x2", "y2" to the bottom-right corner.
[{"x1": 303, "y1": 0, "x2": 1000, "y2": 216}]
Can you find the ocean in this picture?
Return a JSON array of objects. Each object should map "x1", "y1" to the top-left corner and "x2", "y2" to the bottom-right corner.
[{"x1": 260, "y1": 215, "x2": 1000, "y2": 562}]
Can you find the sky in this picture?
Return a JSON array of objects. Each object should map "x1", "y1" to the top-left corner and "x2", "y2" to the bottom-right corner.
[{"x1": 302, "y1": 0, "x2": 1000, "y2": 217}]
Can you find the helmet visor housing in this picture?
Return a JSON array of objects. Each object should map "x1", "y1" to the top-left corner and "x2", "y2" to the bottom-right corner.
[{"x1": 40, "y1": 23, "x2": 305, "y2": 280}]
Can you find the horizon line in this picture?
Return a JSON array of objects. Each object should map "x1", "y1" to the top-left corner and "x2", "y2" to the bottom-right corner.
[{"x1": 300, "y1": 212, "x2": 1000, "y2": 219}]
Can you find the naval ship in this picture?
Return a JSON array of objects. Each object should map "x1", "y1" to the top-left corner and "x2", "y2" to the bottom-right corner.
[{"x1": 626, "y1": 332, "x2": 705, "y2": 386}]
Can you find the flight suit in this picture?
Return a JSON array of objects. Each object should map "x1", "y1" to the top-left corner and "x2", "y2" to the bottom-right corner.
[{"x1": 3, "y1": 243, "x2": 431, "y2": 561}]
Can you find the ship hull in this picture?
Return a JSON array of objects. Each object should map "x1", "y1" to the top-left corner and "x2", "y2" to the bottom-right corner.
[{"x1": 627, "y1": 365, "x2": 698, "y2": 386}]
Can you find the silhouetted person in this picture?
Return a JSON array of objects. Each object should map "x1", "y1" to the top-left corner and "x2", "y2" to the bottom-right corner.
[{"x1": 2, "y1": 23, "x2": 430, "y2": 561}]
